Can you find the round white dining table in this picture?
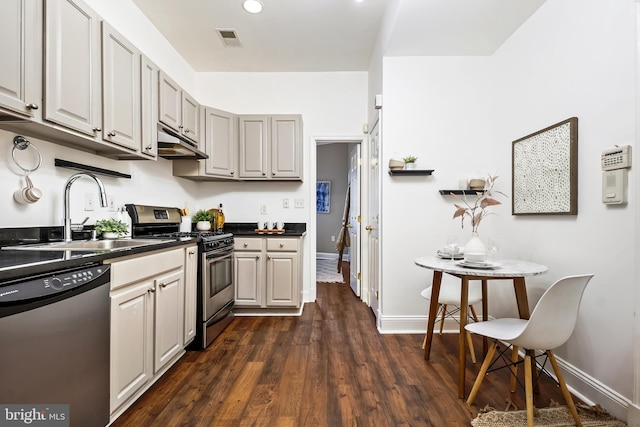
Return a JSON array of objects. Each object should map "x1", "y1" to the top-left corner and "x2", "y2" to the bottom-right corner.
[{"x1": 414, "y1": 256, "x2": 548, "y2": 398}]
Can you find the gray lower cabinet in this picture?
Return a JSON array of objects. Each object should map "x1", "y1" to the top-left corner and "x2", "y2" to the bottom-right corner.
[{"x1": 234, "y1": 236, "x2": 302, "y2": 308}]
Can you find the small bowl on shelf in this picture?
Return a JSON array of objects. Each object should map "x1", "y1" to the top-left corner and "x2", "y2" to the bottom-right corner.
[{"x1": 389, "y1": 159, "x2": 405, "y2": 171}]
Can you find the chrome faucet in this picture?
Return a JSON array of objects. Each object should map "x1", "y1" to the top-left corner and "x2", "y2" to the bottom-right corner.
[{"x1": 63, "y1": 172, "x2": 108, "y2": 242}]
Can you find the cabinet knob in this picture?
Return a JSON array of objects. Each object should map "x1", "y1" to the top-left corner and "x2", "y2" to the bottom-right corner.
[
  {"x1": 188, "y1": 250, "x2": 196, "y2": 255},
  {"x1": 230, "y1": 171, "x2": 234, "y2": 175},
  {"x1": 272, "y1": 172, "x2": 276, "y2": 176},
  {"x1": 145, "y1": 144, "x2": 153, "y2": 150},
  {"x1": 256, "y1": 255, "x2": 259, "y2": 260},
  {"x1": 160, "y1": 282, "x2": 168, "y2": 288},
  {"x1": 184, "y1": 128, "x2": 190, "y2": 133},
  {"x1": 93, "y1": 127, "x2": 101, "y2": 132},
  {"x1": 279, "y1": 243, "x2": 284, "y2": 248},
  {"x1": 243, "y1": 243, "x2": 248, "y2": 247},
  {"x1": 148, "y1": 287, "x2": 155, "y2": 293},
  {"x1": 178, "y1": 125, "x2": 183, "y2": 129},
  {"x1": 262, "y1": 172, "x2": 266, "y2": 176},
  {"x1": 26, "y1": 103, "x2": 39, "y2": 110},
  {"x1": 267, "y1": 255, "x2": 271, "y2": 260},
  {"x1": 365, "y1": 225, "x2": 373, "y2": 231},
  {"x1": 108, "y1": 131, "x2": 116, "y2": 137}
]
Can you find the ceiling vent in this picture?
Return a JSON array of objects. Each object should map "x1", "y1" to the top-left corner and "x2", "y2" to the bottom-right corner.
[{"x1": 216, "y1": 29, "x2": 242, "y2": 47}]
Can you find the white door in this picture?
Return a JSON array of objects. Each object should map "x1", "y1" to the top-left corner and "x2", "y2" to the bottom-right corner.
[
  {"x1": 348, "y1": 144, "x2": 361, "y2": 296},
  {"x1": 367, "y1": 114, "x2": 381, "y2": 320}
]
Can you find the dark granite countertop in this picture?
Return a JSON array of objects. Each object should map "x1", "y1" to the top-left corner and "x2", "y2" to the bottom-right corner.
[
  {"x1": 224, "y1": 222, "x2": 307, "y2": 237},
  {"x1": 0, "y1": 226, "x2": 196, "y2": 282}
]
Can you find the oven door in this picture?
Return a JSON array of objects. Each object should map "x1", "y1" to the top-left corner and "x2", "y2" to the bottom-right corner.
[{"x1": 202, "y1": 248, "x2": 234, "y2": 321}]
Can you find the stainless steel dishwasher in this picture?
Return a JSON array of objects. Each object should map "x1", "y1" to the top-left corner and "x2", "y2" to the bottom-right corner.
[{"x1": 0, "y1": 264, "x2": 110, "y2": 427}]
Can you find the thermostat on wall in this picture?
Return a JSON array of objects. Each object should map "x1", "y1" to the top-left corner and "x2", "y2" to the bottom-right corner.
[{"x1": 601, "y1": 145, "x2": 631, "y2": 171}]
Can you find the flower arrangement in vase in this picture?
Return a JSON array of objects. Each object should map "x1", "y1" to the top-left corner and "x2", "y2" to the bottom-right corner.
[{"x1": 450, "y1": 174, "x2": 506, "y2": 262}]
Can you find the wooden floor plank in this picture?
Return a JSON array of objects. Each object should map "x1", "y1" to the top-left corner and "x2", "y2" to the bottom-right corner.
[{"x1": 112, "y1": 261, "x2": 574, "y2": 426}]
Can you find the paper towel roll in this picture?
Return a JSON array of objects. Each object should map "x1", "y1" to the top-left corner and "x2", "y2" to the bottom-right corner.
[{"x1": 180, "y1": 217, "x2": 192, "y2": 232}]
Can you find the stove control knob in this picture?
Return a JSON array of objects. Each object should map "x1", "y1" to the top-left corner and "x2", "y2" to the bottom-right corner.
[{"x1": 50, "y1": 277, "x2": 63, "y2": 290}]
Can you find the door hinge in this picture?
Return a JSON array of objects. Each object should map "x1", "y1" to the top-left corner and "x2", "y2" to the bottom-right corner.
[
  {"x1": 375, "y1": 290, "x2": 379, "y2": 300},
  {"x1": 357, "y1": 272, "x2": 361, "y2": 280},
  {"x1": 357, "y1": 215, "x2": 361, "y2": 223}
]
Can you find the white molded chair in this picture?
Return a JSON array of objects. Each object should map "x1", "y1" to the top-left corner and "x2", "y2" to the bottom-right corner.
[
  {"x1": 465, "y1": 274, "x2": 594, "y2": 427},
  {"x1": 421, "y1": 280, "x2": 483, "y2": 363}
]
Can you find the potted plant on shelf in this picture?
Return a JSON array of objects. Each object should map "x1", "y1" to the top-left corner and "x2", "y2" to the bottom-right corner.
[
  {"x1": 192, "y1": 209, "x2": 213, "y2": 231},
  {"x1": 94, "y1": 218, "x2": 128, "y2": 239},
  {"x1": 403, "y1": 155, "x2": 418, "y2": 169}
]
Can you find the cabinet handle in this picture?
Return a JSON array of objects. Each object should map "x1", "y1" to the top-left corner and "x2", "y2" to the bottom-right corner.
[
  {"x1": 184, "y1": 128, "x2": 190, "y2": 133},
  {"x1": 108, "y1": 131, "x2": 116, "y2": 137},
  {"x1": 267, "y1": 255, "x2": 271, "y2": 260},
  {"x1": 256, "y1": 255, "x2": 259, "y2": 260},
  {"x1": 160, "y1": 282, "x2": 168, "y2": 288},
  {"x1": 188, "y1": 250, "x2": 196, "y2": 255},
  {"x1": 365, "y1": 225, "x2": 373, "y2": 231},
  {"x1": 243, "y1": 243, "x2": 248, "y2": 247},
  {"x1": 148, "y1": 287, "x2": 155, "y2": 293},
  {"x1": 179, "y1": 125, "x2": 183, "y2": 129},
  {"x1": 272, "y1": 172, "x2": 276, "y2": 176},
  {"x1": 262, "y1": 172, "x2": 266, "y2": 176},
  {"x1": 26, "y1": 103, "x2": 39, "y2": 110},
  {"x1": 145, "y1": 144, "x2": 153, "y2": 150},
  {"x1": 230, "y1": 171, "x2": 234, "y2": 175},
  {"x1": 279, "y1": 243, "x2": 284, "y2": 248},
  {"x1": 93, "y1": 127, "x2": 101, "y2": 132}
]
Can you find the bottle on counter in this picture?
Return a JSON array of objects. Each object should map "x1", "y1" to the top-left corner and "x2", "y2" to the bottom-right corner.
[{"x1": 216, "y1": 203, "x2": 225, "y2": 231}]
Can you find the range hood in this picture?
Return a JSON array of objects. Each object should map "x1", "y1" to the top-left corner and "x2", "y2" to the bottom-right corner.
[{"x1": 157, "y1": 125, "x2": 208, "y2": 160}]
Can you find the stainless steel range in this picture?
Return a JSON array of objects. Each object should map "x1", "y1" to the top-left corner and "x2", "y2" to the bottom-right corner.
[{"x1": 125, "y1": 204, "x2": 234, "y2": 349}]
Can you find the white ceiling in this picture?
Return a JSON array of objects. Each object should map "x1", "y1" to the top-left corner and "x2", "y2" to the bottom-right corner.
[{"x1": 131, "y1": 0, "x2": 547, "y2": 73}]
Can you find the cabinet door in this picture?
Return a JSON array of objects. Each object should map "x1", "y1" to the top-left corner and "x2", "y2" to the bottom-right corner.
[
  {"x1": 44, "y1": 0, "x2": 101, "y2": 137},
  {"x1": 181, "y1": 91, "x2": 200, "y2": 143},
  {"x1": 234, "y1": 251, "x2": 263, "y2": 307},
  {"x1": 266, "y1": 252, "x2": 299, "y2": 307},
  {"x1": 271, "y1": 115, "x2": 302, "y2": 179},
  {"x1": 158, "y1": 71, "x2": 181, "y2": 132},
  {"x1": 154, "y1": 269, "x2": 185, "y2": 373},
  {"x1": 238, "y1": 116, "x2": 268, "y2": 179},
  {"x1": 204, "y1": 107, "x2": 236, "y2": 178},
  {"x1": 183, "y1": 246, "x2": 197, "y2": 345},
  {"x1": 140, "y1": 55, "x2": 158, "y2": 159},
  {"x1": 101, "y1": 22, "x2": 141, "y2": 152},
  {"x1": 110, "y1": 279, "x2": 154, "y2": 413},
  {"x1": 0, "y1": 0, "x2": 40, "y2": 118}
]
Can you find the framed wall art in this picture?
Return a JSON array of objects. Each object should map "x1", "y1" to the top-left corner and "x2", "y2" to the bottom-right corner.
[
  {"x1": 512, "y1": 117, "x2": 578, "y2": 215},
  {"x1": 316, "y1": 181, "x2": 331, "y2": 213}
]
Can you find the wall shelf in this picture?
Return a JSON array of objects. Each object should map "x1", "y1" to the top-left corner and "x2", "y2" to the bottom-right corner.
[
  {"x1": 439, "y1": 190, "x2": 484, "y2": 195},
  {"x1": 388, "y1": 169, "x2": 434, "y2": 176},
  {"x1": 55, "y1": 159, "x2": 132, "y2": 179}
]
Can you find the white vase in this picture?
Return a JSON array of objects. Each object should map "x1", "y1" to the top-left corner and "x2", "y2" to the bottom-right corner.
[
  {"x1": 405, "y1": 162, "x2": 416, "y2": 169},
  {"x1": 196, "y1": 221, "x2": 212, "y2": 231},
  {"x1": 464, "y1": 232, "x2": 487, "y2": 263},
  {"x1": 102, "y1": 232, "x2": 118, "y2": 239}
]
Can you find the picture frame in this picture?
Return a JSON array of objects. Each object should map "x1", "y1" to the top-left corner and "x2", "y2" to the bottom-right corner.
[
  {"x1": 512, "y1": 117, "x2": 578, "y2": 215},
  {"x1": 316, "y1": 181, "x2": 331, "y2": 213}
]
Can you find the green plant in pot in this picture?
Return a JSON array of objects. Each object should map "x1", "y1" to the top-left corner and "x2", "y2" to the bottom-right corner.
[
  {"x1": 94, "y1": 218, "x2": 128, "y2": 239},
  {"x1": 402, "y1": 155, "x2": 418, "y2": 169},
  {"x1": 192, "y1": 209, "x2": 213, "y2": 231}
]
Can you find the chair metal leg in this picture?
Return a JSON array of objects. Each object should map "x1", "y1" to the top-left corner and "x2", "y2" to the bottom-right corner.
[
  {"x1": 439, "y1": 304, "x2": 447, "y2": 335},
  {"x1": 466, "y1": 340, "x2": 498, "y2": 405},
  {"x1": 547, "y1": 350, "x2": 582, "y2": 427},
  {"x1": 524, "y1": 354, "x2": 534, "y2": 427},
  {"x1": 510, "y1": 345, "x2": 519, "y2": 392}
]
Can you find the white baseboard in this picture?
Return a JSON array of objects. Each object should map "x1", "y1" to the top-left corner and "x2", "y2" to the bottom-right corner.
[{"x1": 377, "y1": 312, "x2": 632, "y2": 423}]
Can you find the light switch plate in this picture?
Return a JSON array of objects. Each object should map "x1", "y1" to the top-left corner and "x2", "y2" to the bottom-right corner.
[
  {"x1": 84, "y1": 193, "x2": 96, "y2": 211},
  {"x1": 294, "y1": 198, "x2": 304, "y2": 208}
]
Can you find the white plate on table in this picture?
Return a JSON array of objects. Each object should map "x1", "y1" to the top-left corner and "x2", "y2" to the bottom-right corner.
[
  {"x1": 436, "y1": 250, "x2": 464, "y2": 260},
  {"x1": 456, "y1": 260, "x2": 499, "y2": 269}
]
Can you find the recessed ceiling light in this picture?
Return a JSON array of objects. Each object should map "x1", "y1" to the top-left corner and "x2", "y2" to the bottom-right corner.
[{"x1": 242, "y1": 0, "x2": 263, "y2": 14}]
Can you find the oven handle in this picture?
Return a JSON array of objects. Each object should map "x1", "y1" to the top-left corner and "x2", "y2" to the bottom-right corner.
[
  {"x1": 206, "y1": 299, "x2": 234, "y2": 327},
  {"x1": 205, "y1": 249, "x2": 233, "y2": 260}
]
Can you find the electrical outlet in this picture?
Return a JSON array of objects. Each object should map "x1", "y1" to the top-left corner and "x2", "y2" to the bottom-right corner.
[
  {"x1": 260, "y1": 204, "x2": 268, "y2": 214},
  {"x1": 282, "y1": 198, "x2": 290, "y2": 208},
  {"x1": 107, "y1": 195, "x2": 116, "y2": 212},
  {"x1": 331, "y1": 235, "x2": 336, "y2": 242},
  {"x1": 294, "y1": 198, "x2": 304, "y2": 208},
  {"x1": 84, "y1": 193, "x2": 96, "y2": 211}
]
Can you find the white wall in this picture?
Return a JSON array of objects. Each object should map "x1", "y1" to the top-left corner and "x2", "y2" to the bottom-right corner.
[{"x1": 379, "y1": 0, "x2": 636, "y2": 419}]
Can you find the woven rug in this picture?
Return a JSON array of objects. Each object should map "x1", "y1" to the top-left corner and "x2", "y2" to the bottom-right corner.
[
  {"x1": 471, "y1": 403, "x2": 627, "y2": 427},
  {"x1": 316, "y1": 258, "x2": 345, "y2": 283}
]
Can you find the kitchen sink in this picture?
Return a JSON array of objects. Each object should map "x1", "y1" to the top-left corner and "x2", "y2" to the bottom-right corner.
[{"x1": 2, "y1": 238, "x2": 173, "y2": 252}]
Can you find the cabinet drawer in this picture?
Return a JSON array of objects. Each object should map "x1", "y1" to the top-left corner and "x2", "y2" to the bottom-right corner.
[
  {"x1": 266, "y1": 238, "x2": 298, "y2": 252},
  {"x1": 110, "y1": 248, "x2": 184, "y2": 290},
  {"x1": 234, "y1": 237, "x2": 263, "y2": 251}
]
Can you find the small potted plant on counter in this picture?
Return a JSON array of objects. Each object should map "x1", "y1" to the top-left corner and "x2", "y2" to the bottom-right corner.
[
  {"x1": 94, "y1": 218, "x2": 128, "y2": 239},
  {"x1": 192, "y1": 209, "x2": 213, "y2": 231},
  {"x1": 403, "y1": 155, "x2": 418, "y2": 169}
]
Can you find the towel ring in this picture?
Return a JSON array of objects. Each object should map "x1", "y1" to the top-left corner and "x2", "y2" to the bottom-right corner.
[{"x1": 12, "y1": 136, "x2": 42, "y2": 173}]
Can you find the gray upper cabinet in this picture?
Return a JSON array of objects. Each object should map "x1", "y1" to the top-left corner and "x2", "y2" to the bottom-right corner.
[
  {"x1": 140, "y1": 56, "x2": 159, "y2": 160},
  {"x1": 172, "y1": 107, "x2": 236, "y2": 180},
  {"x1": 101, "y1": 22, "x2": 141, "y2": 153},
  {"x1": 44, "y1": 0, "x2": 102, "y2": 139},
  {"x1": 159, "y1": 71, "x2": 201, "y2": 145},
  {"x1": 0, "y1": 0, "x2": 41, "y2": 119},
  {"x1": 239, "y1": 115, "x2": 302, "y2": 180}
]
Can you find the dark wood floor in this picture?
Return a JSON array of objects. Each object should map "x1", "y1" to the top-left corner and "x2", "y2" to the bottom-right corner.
[{"x1": 112, "y1": 262, "x2": 572, "y2": 427}]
